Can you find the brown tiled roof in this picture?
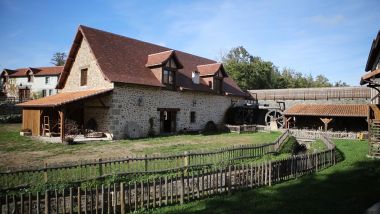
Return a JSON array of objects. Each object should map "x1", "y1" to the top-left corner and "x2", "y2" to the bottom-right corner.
[
  {"x1": 1, "y1": 66, "x2": 63, "y2": 77},
  {"x1": 17, "y1": 89, "x2": 112, "y2": 107},
  {"x1": 57, "y1": 25, "x2": 246, "y2": 97},
  {"x1": 197, "y1": 63, "x2": 227, "y2": 77},
  {"x1": 284, "y1": 104, "x2": 368, "y2": 117}
]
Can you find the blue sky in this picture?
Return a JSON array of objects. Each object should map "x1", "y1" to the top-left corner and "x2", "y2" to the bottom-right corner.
[{"x1": 0, "y1": 0, "x2": 379, "y2": 85}]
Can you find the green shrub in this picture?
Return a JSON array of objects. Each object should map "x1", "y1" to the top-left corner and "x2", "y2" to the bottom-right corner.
[{"x1": 279, "y1": 136, "x2": 306, "y2": 155}]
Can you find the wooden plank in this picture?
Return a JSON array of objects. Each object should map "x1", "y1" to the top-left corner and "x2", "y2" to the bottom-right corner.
[
  {"x1": 78, "y1": 187, "x2": 81, "y2": 214},
  {"x1": 69, "y1": 188, "x2": 73, "y2": 214},
  {"x1": 120, "y1": 183, "x2": 125, "y2": 214}
]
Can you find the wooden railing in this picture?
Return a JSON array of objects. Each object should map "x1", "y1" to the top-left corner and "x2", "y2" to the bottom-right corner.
[
  {"x1": 249, "y1": 87, "x2": 370, "y2": 101},
  {"x1": 0, "y1": 146, "x2": 336, "y2": 213},
  {"x1": 0, "y1": 132, "x2": 290, "y2": 190},
  {"x1": 289, "y1": 129, "x2": 363, "y2": 140}
]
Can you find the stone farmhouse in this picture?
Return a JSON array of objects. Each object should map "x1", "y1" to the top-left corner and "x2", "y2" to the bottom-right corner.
[
  {"x1": 1, "y1": 66, "x2": 62, "y2": 101},
  {"x1": 18, "y1": 25, "x2": 247, "y2": 140}
]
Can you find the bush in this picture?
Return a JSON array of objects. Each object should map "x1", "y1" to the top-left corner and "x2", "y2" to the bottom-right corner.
[
  {"x1": 203, "y1": 121, "x2": 218, "y2": 133},
  {"x1": 0, "y1": 114, "x2": 22, "y2": 123},
  {"x1": 279, "y1": 136, "x2": 306, "y2": 155}
]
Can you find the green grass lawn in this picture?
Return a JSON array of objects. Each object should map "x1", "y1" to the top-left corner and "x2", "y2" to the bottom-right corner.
[
  {"x1": 0, "y1": 124, "x2": 281, "y2": 169},
  {"x1": 149, "y1": 139, "x2": 380, "y2": 214}
]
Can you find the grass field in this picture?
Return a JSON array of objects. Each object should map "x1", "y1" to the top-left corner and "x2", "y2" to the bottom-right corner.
[
  {"x1": 150, "y1": 139, "x2": 380, "y2": 214},
  {"x1": 0, "y1": 124, "x2": 281, "y2": 169}
]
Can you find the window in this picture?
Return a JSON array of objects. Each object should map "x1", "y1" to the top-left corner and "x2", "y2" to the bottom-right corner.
[
  {"x1": 27, "y1": 75, "x2": 33, "y2": 83},
  {"x1": 163, "y1": 69, "x2": 174, "y2": 86},
  {"x1": 49, "y1": 89, "x2": 53, "y2": 96},
  {"x1": 45, "y1": 77, "x2": 50, "y2": 84},
  {"x1": 81, "y1": 68, "x2": 88, "y2": 86},
  {"x1": 42, "y1": 89, "x2": 46, "y2": 97},
  {"x1": 190, "y1": 111, "x2": 196, "y2": 123},
  {"x1": 208, "y1": 81, "x2": 212, "y2": 88},
  {"x1": 214, "y1": 78, "x2": 223, "y2": 94}
]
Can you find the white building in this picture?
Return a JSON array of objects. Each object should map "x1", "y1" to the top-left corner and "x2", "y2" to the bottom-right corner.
[{"x1": 1, "y1": 66, "x2": 62, "y2": 101}]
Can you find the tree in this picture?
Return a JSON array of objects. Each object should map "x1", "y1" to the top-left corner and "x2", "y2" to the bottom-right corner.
[
  {"x1": 51, "y1": 52, "x2": 67, "y2": 66},
  {"x1": 220, "y1": 46, "x2": 346, "y2": 90},
  {"x1": 334, "y1": 80, "x2": 349, "y2": 87}
]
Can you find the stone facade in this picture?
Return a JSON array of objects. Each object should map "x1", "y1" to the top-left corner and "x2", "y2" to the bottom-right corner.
[
  {"x1": 62, "y1": 38, "x2": 113, "y2": 92},
  {"x1": 60, "y1": 37, "x2": 243, "y2": 139},
  {"x1": 108, "y1": 84, "x2": 241, "y2": 139}
]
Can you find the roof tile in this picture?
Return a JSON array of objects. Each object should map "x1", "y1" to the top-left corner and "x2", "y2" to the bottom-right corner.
[{"x1": 284, "y1": 104, "x2": 368, "y2": 117}]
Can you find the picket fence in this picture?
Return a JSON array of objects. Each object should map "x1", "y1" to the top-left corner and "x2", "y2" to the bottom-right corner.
[
  {"x1": 0, "y1": 146, "x2": 336, "y2": 214},
  {"x1": 0, "y1": 131, "x2": 290, "y2": 190}
]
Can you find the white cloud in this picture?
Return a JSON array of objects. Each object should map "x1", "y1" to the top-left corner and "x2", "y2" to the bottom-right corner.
[{"x1": 310, "y1": 15, "x2": 345, "y2": 26}]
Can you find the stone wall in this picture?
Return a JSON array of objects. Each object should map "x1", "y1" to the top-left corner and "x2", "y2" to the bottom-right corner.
[
  {"x1": 83, "y1": 95, "x2": 112, "y2": 133},
  {"x1": 108, "y1": 84, "x2": 242, "y2": 139},
  {"x1": 62, "y1": 38, "x2": 113, "y2": 92}
]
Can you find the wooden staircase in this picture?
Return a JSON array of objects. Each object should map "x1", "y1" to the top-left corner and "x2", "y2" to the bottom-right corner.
[{"x1": 369, "y1": 120, "x2": 380, "y2": 158}]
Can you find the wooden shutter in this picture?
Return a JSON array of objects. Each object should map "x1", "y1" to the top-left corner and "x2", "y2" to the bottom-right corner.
[{"x1": 81, "y1": 68, "x2": 88, "y2": 86}]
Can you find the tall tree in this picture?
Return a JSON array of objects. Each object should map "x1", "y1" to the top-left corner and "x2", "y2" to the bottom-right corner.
[
  {"x1": 221, "y1": 46, "x2": 347, "y2": 90},
  {"x1": 51, "y1": 52, "x2": 67, "y2": 66}
]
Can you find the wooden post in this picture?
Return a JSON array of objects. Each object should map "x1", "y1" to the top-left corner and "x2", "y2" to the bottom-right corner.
[
  {"x1": 228, "y1": 165, "x2": 232, "y2": 195},
  {"x1": 183, "y1": 151, "x2": 189, "y2": 170},
  {"x1": 120, "y1": 183, "x2": 125, "y2": 214},
  {"x1": 77, "y1": 187, "x2": 81, "y2": 214},
  {"x1": 269, "y1": 161, "x2": 272, "y2": 186},
  {"x1": 144, "y1": 155, "x2": 148, "y2": 172},
  {"x1": 98, "y1": 159, "x2": 103, "y2": 177},
  {"x1": 44, "y1": 163, "x2": 48, "y2": 183},
  {"x1": 320, "y1": 118, "x2": 333, "y2": 132},
  {"x1": 180, "y1": 172, "x2": 184, "y2": 205},
  {"x1": 59, "y1": 107, "x2": 65, "y2": 141}
]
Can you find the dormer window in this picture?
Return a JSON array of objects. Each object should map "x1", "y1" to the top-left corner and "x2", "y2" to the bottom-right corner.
[
  {"x1": 163, "y1": 69, "x2": 174, "y2": 85},
  {"x1": 197, "y1": 63, "x2": 228, "y2": 95},
  {"x1": 146, "y1": 50, "x2": 184, "y2": 90},
  {"x1": 27, "y1": 74, "x2": 33, "y2": 83}
]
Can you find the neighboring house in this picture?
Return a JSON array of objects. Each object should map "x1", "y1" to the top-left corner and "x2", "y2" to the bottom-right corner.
[
  {"x1": 0, "y1": 66, "x2": 63, "y2": 101},
  {"x1": 18, "y1": 25, "x2": 247, "y2": 139}
]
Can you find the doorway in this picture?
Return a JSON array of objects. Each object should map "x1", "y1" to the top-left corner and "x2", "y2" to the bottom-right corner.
[
  {"x1": 159, "y1": 108, "x2": 178, "y2": 133},
  {"x1": 19, "y1": 88, "x2": 30, "y2": 101}
]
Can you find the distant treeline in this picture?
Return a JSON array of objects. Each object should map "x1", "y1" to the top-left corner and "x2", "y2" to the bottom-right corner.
[{"x1": 221, "y1": 46, "x2": 348, "y2": 91}]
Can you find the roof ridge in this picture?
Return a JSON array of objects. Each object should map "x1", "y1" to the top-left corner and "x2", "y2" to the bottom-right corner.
[
  {"x1": 197, "y1": 63, "x2": 221, "y2": 67},
  {"x1": 147, "y1": 50, "x2": 174, "y2": 56},
  {"x1": 79, "y1": 25, "x2": 217, "y2": 63}
]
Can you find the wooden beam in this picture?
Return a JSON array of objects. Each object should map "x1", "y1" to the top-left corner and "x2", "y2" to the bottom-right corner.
[
  {"x1": 320, "y1": 118, "x2": 333, "y2": 131},
  {"x1": 59, "y1": 107, "x2": 65, "y2": 141}
]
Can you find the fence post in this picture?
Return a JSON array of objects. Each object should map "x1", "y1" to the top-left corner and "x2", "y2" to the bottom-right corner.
[
  {"x1": 180, "y1": 172, "x2": 184, "y2": 205},
  {"x1": 120, "y1": 182, "x2": 125, "y2": 214},
  {"x1": 144, "y1": 155, "x2": 148, "y2": 172},
  {"x1": 269, "y1": 161, "x2": 272, "y2": 186},
  {"x1": 45, "y1": 190, "x2": 49, "y2": 214},
  {"x1": 98, "y1": 158, "x2": 103, "y2": 177},
  {"x1": 44, "y1": 163, "x2": 48, "y2": 183},
  {"x1": 183, "y1": 151, "x2": 189, "y2": 171},
  {"x1": 228, "y1": 165, "x2": 232, "y2": 195}
]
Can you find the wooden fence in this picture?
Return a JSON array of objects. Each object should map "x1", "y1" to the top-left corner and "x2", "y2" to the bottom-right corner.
[
  {"x1": 0, "y1": 147, "x2": 336, "y2": 214},
  {"x1": 0, "y1": 131, "x2": 290, "y2": 190},
  {"x1": 249, "y1": 87, "x2": 370, "y2": 101},
  {"x1": 289, "y1": 129, "x2": 364, "y2": 140}
]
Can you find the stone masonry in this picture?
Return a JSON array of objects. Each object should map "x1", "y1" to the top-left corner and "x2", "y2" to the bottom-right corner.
[{"x1": 108, "y1": 84, "x2": 241, "y2": 139}]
